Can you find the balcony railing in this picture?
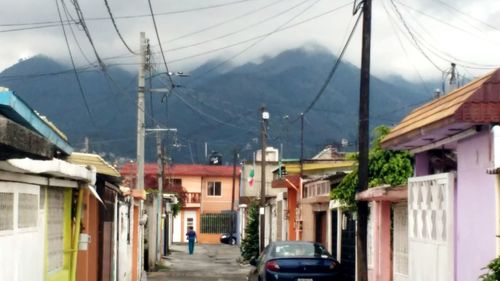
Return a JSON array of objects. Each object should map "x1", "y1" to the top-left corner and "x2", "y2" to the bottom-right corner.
[{"x1": 184, "y1": 192, "x2": 201, "y2": 204}]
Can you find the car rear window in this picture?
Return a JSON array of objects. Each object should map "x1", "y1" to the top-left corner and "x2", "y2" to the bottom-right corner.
[{"x1": 273, "y1": 243, "x2": 328, "y2": 258}]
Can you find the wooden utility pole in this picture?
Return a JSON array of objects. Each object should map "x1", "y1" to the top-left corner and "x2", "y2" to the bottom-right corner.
[
  {"x1": 357, "y1": 0, "x2": 372, "y2": 280},
  {"x1": 259, "y1": 106, "x2": 269, "y2": 252}
]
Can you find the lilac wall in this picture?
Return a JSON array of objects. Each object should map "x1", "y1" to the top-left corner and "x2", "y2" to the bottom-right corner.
[{"x1": 456, "y1": 132, "x2": 496, "y2": 281}]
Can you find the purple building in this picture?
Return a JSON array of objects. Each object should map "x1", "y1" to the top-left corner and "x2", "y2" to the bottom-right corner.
[{"x1": 381, "y1": 69, "x2": 500, "y2": 281}]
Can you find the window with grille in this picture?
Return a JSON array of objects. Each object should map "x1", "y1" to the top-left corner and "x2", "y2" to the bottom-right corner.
[
  {"x1": 47, "y1": 189, "x2": 65, "y2": 273},
  {"x1": 18, "y1": 193, "x2": 38, "y2": 228},
  {"x1": 207, "y1": 181, "x2": 221, "y2": 196},
  {"x1": 0, "y1": 192, "x2": 14, "y2": 231}
]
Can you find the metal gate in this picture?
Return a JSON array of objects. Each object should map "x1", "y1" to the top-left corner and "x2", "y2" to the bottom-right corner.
[{"x1": 408, "y1": 173, "x2": 454, "y2": 281}]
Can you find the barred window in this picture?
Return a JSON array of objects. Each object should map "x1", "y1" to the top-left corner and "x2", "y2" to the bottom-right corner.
[
  {"x1": 0, "y1": 192, "x2": 14, "y2": 231},
  {"x1": 47, "y1": 189, "x2": 65, "y2": 273},
  {"x1": 18, "y1": 193, "x2": 38, "y2": 228}
]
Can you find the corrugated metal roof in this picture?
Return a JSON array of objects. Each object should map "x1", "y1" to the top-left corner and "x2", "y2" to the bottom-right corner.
[
  {"x1": 382, "y1": 69, "x2": 500, "y2": 149},
  {"x1": 0, "y1": 89, "x2": 73, "y2": 155},
  {"x1": 68, "y1": 152, "x2": 121, "y2": 178}
]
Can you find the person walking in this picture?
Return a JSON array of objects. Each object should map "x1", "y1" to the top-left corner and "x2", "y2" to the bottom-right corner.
[{"x1": 185, "y1": 226, "x2": 197, "y2": 255}]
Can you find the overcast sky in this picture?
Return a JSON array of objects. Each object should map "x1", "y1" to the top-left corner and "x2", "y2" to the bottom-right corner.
[{"x1": 1, "y1": 0, "x2": 499, "y2": 83}]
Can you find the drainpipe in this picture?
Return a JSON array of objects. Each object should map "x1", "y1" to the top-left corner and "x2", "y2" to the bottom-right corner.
[
  {"x1": 70, "y1": 186, "x2": 84, "y2": 281},
  {"x1": 493, "y1": 125, "x2": 500, "y2": 255}
]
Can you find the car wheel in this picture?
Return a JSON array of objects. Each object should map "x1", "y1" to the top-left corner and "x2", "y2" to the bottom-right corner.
[{"x1": 230, "y1": 237, "x2": 237, "y2": 245}]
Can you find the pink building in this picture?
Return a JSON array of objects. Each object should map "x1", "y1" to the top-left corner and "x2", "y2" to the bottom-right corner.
[{"x1": 379, "y1": 69, "x2": 500, "y2": 281}]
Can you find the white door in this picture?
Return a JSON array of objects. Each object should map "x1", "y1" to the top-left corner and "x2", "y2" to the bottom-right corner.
[
  {"x1": 172, "y1": 212, "x2": 181, "y2": 243},
  {"x1": 408, "y1": 173, "x2": 454, "y2": 281},
  {"x1": 183, "y1": 210, "x2": 196, "y2": 242},
  {"x1": 393, "y1": 202, "x2": 408, "y2": 281}
]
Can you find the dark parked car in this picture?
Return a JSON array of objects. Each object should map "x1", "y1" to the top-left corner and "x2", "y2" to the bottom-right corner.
[
  {"x1": 247, "y1": 241, "x2": 341, "y2": 281},
  {"x1": 220, "y1": 233, "x2": 237, "y2": 245}
]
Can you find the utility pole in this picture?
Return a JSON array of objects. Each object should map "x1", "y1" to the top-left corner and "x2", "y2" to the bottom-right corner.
[
  {"x1": 230, "y1": 148, "x2": 238, "y2": 236},
  {"x1": 145, "y1": 126, "x2": 177, "y2": 263},
  {"x1": 357, "y1": 1, "x2": 372, "y2": 280},
  {"x1": 300, "y1": 113, "x2": 304, "y2": 176},
  {"x1": 156, "y1": 127, "x2": 164, "y2": 261},
  {"x1": 136, "y1": 31, "x2": 147, "y2": 280},
  {"x1": 259, "y1": 106, "x2": 269, "y2": 252}
]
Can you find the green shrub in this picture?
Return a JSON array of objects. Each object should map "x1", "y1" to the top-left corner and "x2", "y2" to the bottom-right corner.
[
  {"x1": 240, "y1": 201, "x2": 260, "y2": 261},
  {"x1": 480, "y1": 256, "x2": 500, "y2": 281}
]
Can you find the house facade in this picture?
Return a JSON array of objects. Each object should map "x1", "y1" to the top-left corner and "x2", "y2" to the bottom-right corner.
[
  {"x1": 121, "y1": 163, "x2": 240, "y2": 244},
  {"x1": 0, "y1": 89, "x2": 96, "y2": 281},
  {"x1": 381, "y1": 69, "x2": 500, "y2": 281}
]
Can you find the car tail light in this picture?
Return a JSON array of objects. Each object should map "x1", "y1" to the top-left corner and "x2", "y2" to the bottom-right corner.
[
  {"x1": 265, "y1": 260, "x2": 280, "y2": 271},
  {"x1": 329, "y1": 261, "x2": 339, "y2": 270}
]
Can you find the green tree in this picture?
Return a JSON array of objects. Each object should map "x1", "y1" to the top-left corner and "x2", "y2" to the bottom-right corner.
[
  {"x1": 331, "y1": 126, "x2": 413, "y2": 207},
  {"x1": 240, "y1": 201, "x2": 260, "y2": 261}
]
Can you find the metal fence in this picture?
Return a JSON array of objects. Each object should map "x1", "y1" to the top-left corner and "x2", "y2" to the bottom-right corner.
[{"x1": 200, "y1": 212, "x2": 236, "y2": 234}]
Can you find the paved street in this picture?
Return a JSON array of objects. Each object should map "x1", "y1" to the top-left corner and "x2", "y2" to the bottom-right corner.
[{"x1": 147, "y1": 243, "x2": 252, "y2": 281}]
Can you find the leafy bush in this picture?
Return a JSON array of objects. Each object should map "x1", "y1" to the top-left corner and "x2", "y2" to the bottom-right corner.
[
  {"x1": 331, "y1": 126, "x2": 413, "y2": 208},
  {"x1": 480, "y1": 256, "x2": 500, "y2": 281},
  {"x1": 240, "y1": 201, "x2": 260, "y2": 261}
]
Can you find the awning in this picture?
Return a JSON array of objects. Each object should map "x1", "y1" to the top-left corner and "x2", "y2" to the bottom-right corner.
[
  {"x1": 0, "y1": 158, "x2": 95, "y2": 184},
  {"x1": 356, "y1": 185, "x2": 407, "y2": 202}
]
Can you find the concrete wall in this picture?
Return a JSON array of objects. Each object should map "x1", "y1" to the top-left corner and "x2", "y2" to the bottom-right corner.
[
  {"x1": 0, "y1": 182, "x2": 42, "y2": 281},
  {"x1": 240, "y1": 163, "x2": 284, "y2": 197},
  {"x1": 456, "y1": 132, "x2": 496, "y2": 281},
  {"x1": 117, "y1": 201, "x2": 132, "y2": 281}
]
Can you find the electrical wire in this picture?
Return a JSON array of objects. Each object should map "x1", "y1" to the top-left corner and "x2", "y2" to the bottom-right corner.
[
  {"x1": 55, "y1": 0, "x2": 95, "y2": 125},
  {"x1": 389, "y1": 0, "x2": 444, "y2": 72},
  {"x1": 434, "y1": 0, "x2": 500, "y2": 33},
  {"x1": 71, "y1": 0, "x2": 107, "y2": 70},
  {"x1": 293, "y1": 9, "x2": 362, "y2": 120},
  {"x1": 103, "y1": 0, "x2": 137, "y2": 54},
  {"x1": 61, "y1": 0, "x2": 93, "y2": 65},
  {"x1": 167, "y1": 0, "x2": 286, "y2": 43},
  {"x1": 147, "y1": 0, "x2": 175, "y2": 89},
  {"x1": 164, "y1": 0, "x2": 313, "y2": 53},
  {"x1": 391, "y1": 0, "x2": 500, "y2": 70},
  {"x1": 380, "y1": 0, "x2": 431, "y2": 95},
  {"x1": 1, "y1": 0, "x2": 259, "y2": 27}
]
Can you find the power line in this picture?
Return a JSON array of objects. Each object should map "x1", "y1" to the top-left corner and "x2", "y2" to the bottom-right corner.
[
  {"x1": 1, "y1": 0, "x2": 259, "y2": 27},
  {"x1": 165, "y1": 0, "x2": 313, "y2": 53},
  {"x1": 434, "y1": 0, "x2": 500, "y2": 33},
  {"x1": 61, "y1": 0, "x2": 94, "y2": 65},
  {"x1": 103, "y1": 0, "x2": 137, "y2": 54},
  {"x1": 190, "y1": 0, "x2": 323, "y2": 79},
  {"x1": 147, "y1": 0, "x2": 175, "y2": 89},
  {"x1": 380, "y1": 0, "x2": 431, "y2": 95},
  {"x1": 389, "y1": 0, "x2": 443, "y2": 72},
  {"x1": 55, "y1": 0, "x2": 95, "y2": 125},
  {"x1": 390, "y1": 0, "x2": 499, "y2": 70},
  {"x1": 295, "y1": 9, "x2": 362, "y2": 119},
  {"x1": 98, "y1": 1, "x2": 352, "y2": 69},
  {"x1": 168, "y1": 0, "x2": 286, "y2": 43},
  {"x1": 70, "y1": 0, "x2": 107, "y2": 70}
]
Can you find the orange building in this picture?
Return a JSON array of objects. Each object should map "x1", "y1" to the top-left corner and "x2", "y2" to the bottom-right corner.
[{"x1": 121, "y1": 163, "x2": 240, "y2": 244}]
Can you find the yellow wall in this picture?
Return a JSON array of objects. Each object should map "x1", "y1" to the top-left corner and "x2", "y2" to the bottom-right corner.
[{"x1": 47, "y1": 189, "x2": 73, "y2": 281}]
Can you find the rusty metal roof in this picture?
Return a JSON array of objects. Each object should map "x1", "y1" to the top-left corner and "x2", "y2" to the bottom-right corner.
[{"x1": 382, "y1": 69, "x2": 500, "y2": 149}]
